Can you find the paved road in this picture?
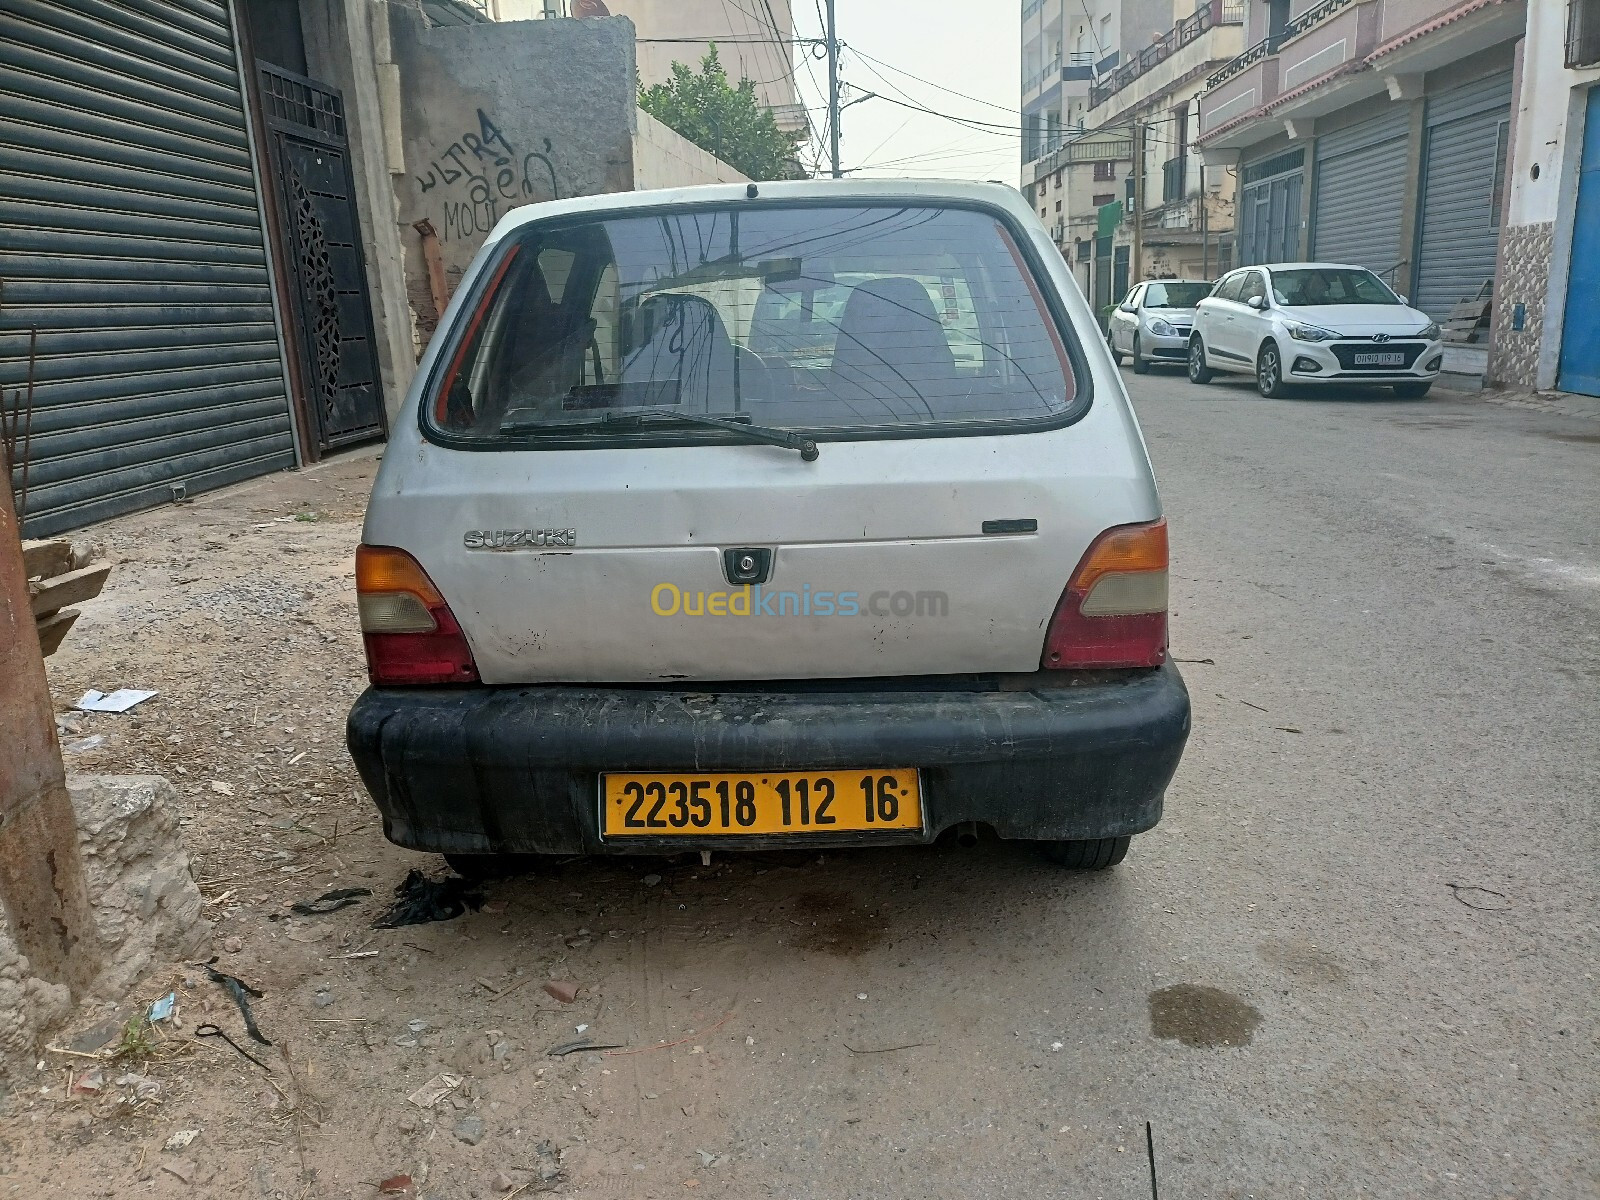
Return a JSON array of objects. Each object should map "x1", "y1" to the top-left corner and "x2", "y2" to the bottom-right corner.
[{"x1": 544, "y1": 369, "x2": 1596, "y2": 1198}]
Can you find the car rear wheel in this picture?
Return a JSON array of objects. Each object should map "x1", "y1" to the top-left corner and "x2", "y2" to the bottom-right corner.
[
  {"x1": 1041, "y1": 836, "x2": 1130, "y2": 870},
  {"x1": 1131, "y1": 334, "x2": 1150, "y2": 374},
  {"x1": 1256, "y1": 341, "x2": 1292, "y2": 398},
  {"x1": 1393, "y1": 382, "x2": 1433, "y2": 398},
  {"x1": 1187, "y1": 336, "x2": 1214, "y2": 384}
]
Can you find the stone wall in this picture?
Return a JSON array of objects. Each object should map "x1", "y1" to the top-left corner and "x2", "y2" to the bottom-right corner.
[
  {"x1": 1488, "y1": 221, "x2": 1554, "y2": 390},
  {"x1": 632, "y1": 109, "x2": 750, "y2": 191}
]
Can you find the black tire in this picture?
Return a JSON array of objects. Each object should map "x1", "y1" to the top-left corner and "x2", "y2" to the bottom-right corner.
[
  {"x1": 1256, "y1": 340, "x2": 1292, "y2": 398},
  {"x1": 1393, "y1": 382, "x2": 1432, "y2": 398},
  {"x1": 1131, "y1": 334, "x2": 1150, "y2": 374},
  {"x1": 444, "y1": 853, "x2": 546, "y2": 880},
  {"x1": 1187, "y1": 336, "x2": 1214, "y2": 384},
  {"x1": 1041, "y1": 837, "x2": 1130, "y2": 870},
  {"x1": 1107, "y1": 333, "x2": 1123, "y2": 366}
]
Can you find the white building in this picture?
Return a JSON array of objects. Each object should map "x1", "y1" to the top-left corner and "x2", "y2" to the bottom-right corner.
[{"x1": 1487, "y1": 0, "x2": 1600, "y2": 396}]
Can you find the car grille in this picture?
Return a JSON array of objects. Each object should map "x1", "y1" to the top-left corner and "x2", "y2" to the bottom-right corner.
[{"x1": 1330, "y1": 341, "x2": 1427, "y2": 371}]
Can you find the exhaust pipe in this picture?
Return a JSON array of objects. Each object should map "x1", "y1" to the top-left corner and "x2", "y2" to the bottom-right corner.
[{"x1": 955, "y1": 822, "x2": 980, "y2": 849}]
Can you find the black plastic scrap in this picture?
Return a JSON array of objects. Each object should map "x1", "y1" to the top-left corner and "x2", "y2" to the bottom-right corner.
[
  {"x1": 289, "y1": 887, "x2": 373, "y2": 916},
  {"x1": 372, "y1": 869, "x2": 484, "y2": 929},
  {"x1": 201, "y1": 959, "x2": 272, "y2": 1046}
]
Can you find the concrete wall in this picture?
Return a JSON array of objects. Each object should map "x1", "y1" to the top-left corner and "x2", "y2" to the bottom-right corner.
[
  {"x1": 1489, "y1": 5, "x2": 1600, "y2": 391},
  {"x1": 632, "y1": 109, "x2": 750, "y2": 190},
  {"x1": 496, "y1": 0, "x2": 802, "y2": 118},
  {"x1": 388, "y1": 8, "x2": 637, "y2": 341}
]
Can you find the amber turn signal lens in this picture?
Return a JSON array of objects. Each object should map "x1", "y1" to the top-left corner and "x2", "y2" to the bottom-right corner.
[
  {"x1": 355, "y1": 544, "x2": 445, "y2": 608},
  {"x1": 1067, "y1": 518, "x2": 1167, "y2": 595}
]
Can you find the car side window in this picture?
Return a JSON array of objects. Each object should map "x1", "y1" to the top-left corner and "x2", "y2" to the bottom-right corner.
[
  {"x1": 1238, "y1": 272, "x2": 1267, "y2": 306},
  {"x1": 1122, "y1": 285, "x2": 1143, "y2": 311},
  {"x1": 1216, "y1": 273, "x2": 1246, "y2": 303}
]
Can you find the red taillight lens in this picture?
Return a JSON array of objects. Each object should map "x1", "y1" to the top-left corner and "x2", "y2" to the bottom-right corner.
[
  {"x1": 355, "y1": 545, "x2": 480, "y2": 686},
  {"x1": 1042, "y1": 519, "x2": 1169, "y2": 669}
]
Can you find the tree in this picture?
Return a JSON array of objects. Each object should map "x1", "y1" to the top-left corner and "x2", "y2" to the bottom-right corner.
[{"x1": 639, "y1": 46, "x2": 803, "y2": 181}]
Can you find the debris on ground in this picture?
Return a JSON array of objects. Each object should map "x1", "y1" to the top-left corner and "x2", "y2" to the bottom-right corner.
[
  {"x1": 378, "y1": 1176, "x2": 415, "y2": 1197},
  {"x1": 547, "y1": 1038, "x2": 625, "y2": 1057},
  {"x1": 161, "y1": 1158, "x2": 197, "y2": 1184},
  {"x1": 454, "y1": 1114, "x2": 486, "y2": 1145},
  {"x1": 164, "y1": 1129, "x2": 199, "y2": 1152},
  {"x1": 148, "y1": 993, "x2": 177, "y2": 1023},
  {"x1": 372, "y1": 870, "x2": 484, "y2": 929},
  {"x1": 407, "y1": 1072, "x2": 464, "y2": 1109},
  {"x1": 74, "y1": 687, "x2": 157, "y2": 712},
  {"x1": 195, "y1": 1023, "x2": 271, "y2": 1071},
  {"x1": 542, "y1": 980, "x2": 580, "y2": 1004},
  {"x1": 289, "y1": 886, "x2": 372, "y2": 916},
  {"x1": 200, "y1": 961, "x2": 272, "y2": 1046}
]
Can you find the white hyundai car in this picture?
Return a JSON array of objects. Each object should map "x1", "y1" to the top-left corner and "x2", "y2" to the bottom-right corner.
[{"x1": 1187, "y1": 262, "x2": 1443, "y2": 398}]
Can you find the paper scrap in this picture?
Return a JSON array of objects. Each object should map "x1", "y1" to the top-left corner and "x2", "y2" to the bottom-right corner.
[
  {"x1": 407, "y1": 1072, "x2": 464, "y2": 1109},
  {"x1": 74, "y1": 689, "x2": 157, "y2": 713}
]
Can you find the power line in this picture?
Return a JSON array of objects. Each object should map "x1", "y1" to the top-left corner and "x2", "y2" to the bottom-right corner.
[
  {"x1": 844, "y1": 45, "x2": 1019, "y2": 117},
  {"x1": 836, "y1": 87, "x2": 1024, "y2": 137}
]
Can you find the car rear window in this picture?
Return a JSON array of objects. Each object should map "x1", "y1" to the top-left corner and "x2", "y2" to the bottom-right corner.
[
  {"x1": 426, "y1": 203, "x2": 1079, "y2": 443},
  {"x1": 1143, "y1": 282, "x2": 1210, "y2": 308}
]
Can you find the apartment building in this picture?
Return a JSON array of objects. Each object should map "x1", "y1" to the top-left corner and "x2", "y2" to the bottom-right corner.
[
  {"x1": 498, "y1": 0, "x2": 810, "y2": 137},
  {"x1": 1022, "y1": 1, "x2": 1244, "y2": 312}
]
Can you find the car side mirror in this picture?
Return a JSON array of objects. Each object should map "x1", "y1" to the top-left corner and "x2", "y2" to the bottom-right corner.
[
  {"x1": 1119, "y1": 302, "x2": 1136, "y2": 313},
  {"x1": 1396, "y1": 294, "x2": 1409, "y2": 305},
  {"x1": 1246, "y1": 296, "x2": 1266, "y2": 310}
]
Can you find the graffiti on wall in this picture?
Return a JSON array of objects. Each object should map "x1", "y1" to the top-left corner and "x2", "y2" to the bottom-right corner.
[{"x1": 414, "y1": 109, "x2": 564, "y2": 242}]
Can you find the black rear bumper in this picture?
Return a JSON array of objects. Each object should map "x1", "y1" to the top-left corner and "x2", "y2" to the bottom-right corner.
[{"x1": 346, "y1": 664, "x2": 1190, "y2": 855}]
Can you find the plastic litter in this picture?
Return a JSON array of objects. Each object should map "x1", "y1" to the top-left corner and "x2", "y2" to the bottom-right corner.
[
  {"x1": 148, "y1": 992, "x2": 177, "y2": 1023},
  {"x1": 372, "y1": 870, "x2": 483, "y2": 928},
  {"x1": 74, "y1": 688, "x2": 157, "y2": 713},
  {"x1": 200, "y1": 960, "x2": 271, "y2": 1046},
  {"x1": 289, "y1": 887, "x2": 372, "y2": 916}
]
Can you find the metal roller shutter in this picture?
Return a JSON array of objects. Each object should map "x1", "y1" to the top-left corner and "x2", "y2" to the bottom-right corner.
[
  {"x1": 1311, "y1": 108, "x2": 1411, "y2": 280},
  {"x1": 1413, "y1": 71, "x2": 1514, "y2": 321},
  {"x1": 0, "y1": 0, "x2": 295, "y2": 536}
]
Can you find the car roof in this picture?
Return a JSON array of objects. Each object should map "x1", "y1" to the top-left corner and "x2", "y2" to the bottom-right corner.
[
  {"x1": 1138, "y1": 278, "x2": 1210, "y2": 284},
  {"x1": 1244, "y1": 262, "x2": 1369, "y2": 273},
  {"x1": 487, "y1": 178, "x2": 1031, "y2": 239}
]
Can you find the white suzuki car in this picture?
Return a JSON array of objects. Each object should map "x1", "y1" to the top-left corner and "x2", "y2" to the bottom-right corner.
[
  {"x1": 1188, "y1": 262, "x2": 1443, "y2": 398},
  {"x1": 346, "y1": 180, "x2": 1189, "y2": 874}
]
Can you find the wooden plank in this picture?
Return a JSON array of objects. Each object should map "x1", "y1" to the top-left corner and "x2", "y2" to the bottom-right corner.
[
  {"x1": 28, "y1": 561, "x2": 111, "y2": 617},
  {"x1": 35, "y1": 608, "x2": 79, "y2": 657},
  {"x1": 20, "y1": 538, "x2": 72, "y2": 580}
]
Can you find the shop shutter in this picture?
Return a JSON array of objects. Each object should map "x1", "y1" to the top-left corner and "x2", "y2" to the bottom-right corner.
[
  {"x1": 1413, "y1": 71, "x2": 1514, "y2": 320},
  {"x1": 1311, "y1": 107, "x2": 1411, "y2": 282},
  {"x1": 0, "y1": 0, "x2": 295, "y2": 535}
]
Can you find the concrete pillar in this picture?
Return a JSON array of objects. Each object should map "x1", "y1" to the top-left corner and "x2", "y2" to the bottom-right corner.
[{"x1": 0, "y1": 455, "x2": 98, "y2": 997}]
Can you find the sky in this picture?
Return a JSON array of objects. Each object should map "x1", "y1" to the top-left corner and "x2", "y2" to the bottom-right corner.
[{"x1": 785, "y1": 0, "x2": 1022, "y2": 183}]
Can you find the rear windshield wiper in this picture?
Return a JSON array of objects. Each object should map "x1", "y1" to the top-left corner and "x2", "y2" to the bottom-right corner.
[
  {"x1": 500, "y1": 409, "x2": 819, "y2": 461},
  {"x1": 604, "y1": 410, "x2": 819, "y2": 461}
]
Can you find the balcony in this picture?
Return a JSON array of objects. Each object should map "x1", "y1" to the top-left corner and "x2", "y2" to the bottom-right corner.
[
  {"x1": 1088, "y1": 0, "x2": 1244, "y2": 110},
  {"x1": 1199, "y1": 0, "x2": 1384, "y2": 141},
  {"x1": 1570, "y1": 0, "x2": 1600, "y2": 68},
  {"x1": 1023, "y1": 0, "x2": 1043, "y2": 20}
]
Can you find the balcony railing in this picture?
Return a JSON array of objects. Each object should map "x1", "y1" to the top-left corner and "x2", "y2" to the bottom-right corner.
[
  {"x1": 1025, "y1": 56, "x2": 1062, "y2": 92},
  {"x1": 1569, "y1": 0, "x2": 1600, "y2": 67},
  {"x1": 1023, "y1": 0, "x2": 1043, "y2": 19},
  {"x1": 1089, "y1": 0, "x2": 1243, "y2": 109},
  {"x1": 1205, "y1": 0, "x2": 1353, "y2": 89},
  {"x1": 1162, "y1": 155, "x2": 1188, "y2": 202}
]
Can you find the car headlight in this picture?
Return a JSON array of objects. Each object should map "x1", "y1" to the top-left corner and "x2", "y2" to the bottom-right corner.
[
  {"x1": 1148, "y1": 318, "x2": 1176, "y2": 337},
  {"x1": 1419, "y1": 321, "x2": 1441, "y2": 341},
  {"x1": 1287, "y1": 322, "x2": 1341, "y2": 342}
]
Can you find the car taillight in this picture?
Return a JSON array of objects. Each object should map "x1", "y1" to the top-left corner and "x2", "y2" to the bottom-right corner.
[
  {"x1": 1042, "y1": 519, "x2": 1168, "y2": 669},
  {"x1": 355, "y1": 544, "x2": 480, "y2": 686}
]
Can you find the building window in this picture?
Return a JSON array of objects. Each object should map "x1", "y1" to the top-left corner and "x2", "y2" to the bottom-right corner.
[
  {"x1": 1092, "y1": 192, "x2": 1115, "y2": 206},
  {"x1": 1054, "y1": 171, "x2": 1063, "y2": 189},
  {"x1": 1055, "y1": 200, "x2": 1063, "y2": 212},
  {"x1": 1093, "y1": 160, "x2": 1116, "y2": 181},
  {"x1": 1490, "y1": 118, "x2": 1510, "y2": 229}
]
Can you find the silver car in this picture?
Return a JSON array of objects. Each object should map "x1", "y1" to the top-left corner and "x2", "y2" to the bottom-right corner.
[
  {"x1": 346, "y1": 180, "x2": 1189, "y2": 874},
  {"x1": 1108, "y1": 279, "x2": 1214, "y2": 374}
]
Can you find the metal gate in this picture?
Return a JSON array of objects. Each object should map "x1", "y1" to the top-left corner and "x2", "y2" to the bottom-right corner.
[
  {"x1": 1413, "y1": 71, "x2": 1514, "y2": 321},
  {"x1": 257, "y1": 64, "x2": 385, "y2": 454},
  {"x1": 1311, "y1": 108, "x2": 1411, "y2": 282},
  {"x1": 1559, "y1": 85, "x2": 1600, "y2": 397},
  {"x1": 1238, "y1": 148, "x2": 1304, "y2": 266},
  {"x1": 0, "y1": 0, "x2": 296, "y2": 535}
]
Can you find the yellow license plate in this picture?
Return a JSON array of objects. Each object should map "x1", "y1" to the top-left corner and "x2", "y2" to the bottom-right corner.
[{"x1": 600, "y1": 769, "x2": 923, "y2": 837}]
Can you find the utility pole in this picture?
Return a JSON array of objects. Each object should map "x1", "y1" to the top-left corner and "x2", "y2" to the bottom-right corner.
[
  {"x1": 1130, "y1": 120, "x2": 1145, "y2": 285},
  {"x1": 825, "y1": 0, "x2": 841, "y2": 178}
]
